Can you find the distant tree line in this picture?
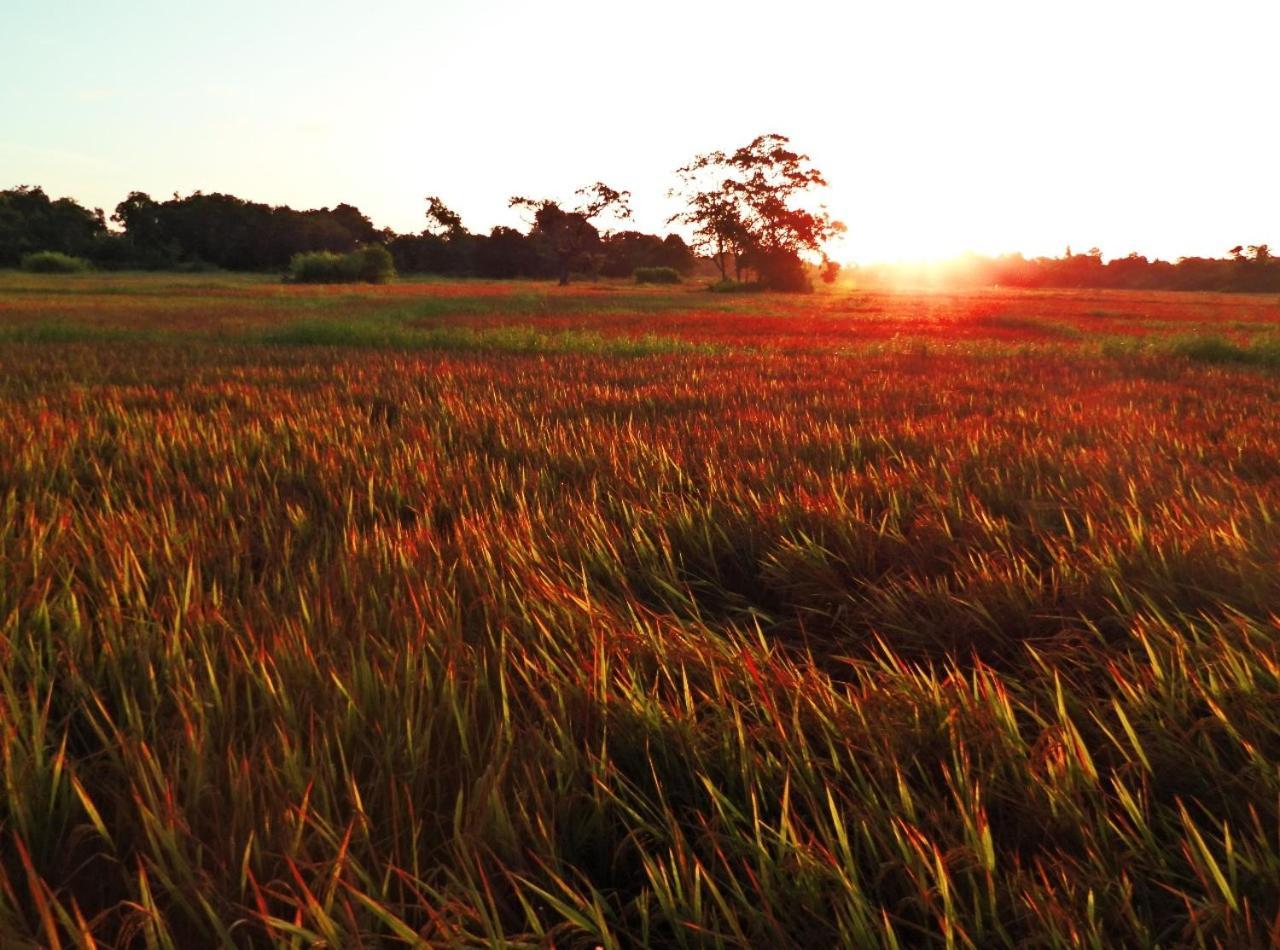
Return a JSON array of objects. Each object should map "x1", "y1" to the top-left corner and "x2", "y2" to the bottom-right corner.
[
  {"x1": 0, "y1": 133, "x2": 848, "y2": 288},
  {"x1": 8, "y1": 136, "x2": 1273, "y2": 292},
  {"x1": 391, "y1": 187, "x2": 694, "y2": 282},
  {"x1": 0, "y1": 184, "x2": 696, "y2": 281},
  {"x1": 856, "y1": 246, "x2": 1280, "y2": 293}
]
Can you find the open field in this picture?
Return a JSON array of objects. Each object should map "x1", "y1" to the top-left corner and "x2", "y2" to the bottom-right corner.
[{"x1": 2, "y1": 273, "x2": 1280, "y2": 946}]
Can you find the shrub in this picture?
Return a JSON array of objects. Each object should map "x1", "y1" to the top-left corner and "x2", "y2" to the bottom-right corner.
[
  {"x1": 634, "y1": 266, "x2": 681, "y2": 285},
  {"x1": 288, "y1": 246, "x2": 396, "y2": 284},
  {"x1": 753, "y1": 249, "x2": 811, "y2": 292},
  {"x1": 352, "y1": 245, "x2": 396, "y2": 284},
  {"x1": 708, "y1": 278, "x2": 761, "y2": 294},
  {"x1": 20, "y1": 251, "x2": 91, "y2": 273},
  {"x1": 289, "y1": 251, "x2": 358, "y2": 283},
  {"x1": 173, "y1": 258, "x2": 222, "y2": 274}
]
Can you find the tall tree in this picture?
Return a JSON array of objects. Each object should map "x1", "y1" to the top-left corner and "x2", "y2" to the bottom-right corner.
[
  {"x1": 667, "y1": 168, "x2": 747, "y2": 281},
  {"x1": 423, "y1": 196, "x2": 466, "y2": 237},
  {"x1": 671, "y1": 134, "x2": 844, "y2": 289},
  {"x1": 510, "y1": 183, "x2": 631, "y2": 285}
]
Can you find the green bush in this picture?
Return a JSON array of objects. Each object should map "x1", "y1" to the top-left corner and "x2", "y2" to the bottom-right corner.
[
  {"x1": 708, "y1": 278, "x2": 761, "y2": 293},
  {"x1": 634, "y1": 266, "x2": 681, "y2": 284},
  {"x1": 20, "y1": 251, "x2": 91, "y2": 273},
  {"x1": 173, "y1": 258, "x2": 222, "y2": 274},
  {"x1": 352, "y1": 245, "x2": 395, "y2": 283},
  {"x1": 289, "y1": 246, "x2": 395, "y2": 284},
  {"x1": 289, "y1": 251, "x2": 358, "y2": 283}
]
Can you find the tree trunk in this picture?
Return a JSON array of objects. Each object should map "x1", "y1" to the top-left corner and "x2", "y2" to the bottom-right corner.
[{"x1": 559, "y1": 257, "x2": 570, "y2": 286}]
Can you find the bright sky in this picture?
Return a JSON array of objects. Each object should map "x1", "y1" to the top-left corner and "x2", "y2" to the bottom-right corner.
[{"x1": 3, "y1": 0, "x2": 1276, "y2": 264}]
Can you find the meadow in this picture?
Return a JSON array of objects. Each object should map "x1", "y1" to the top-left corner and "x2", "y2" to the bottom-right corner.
[{"x1": 2, "y1": 271, "x2": 1280, "y2": 947}]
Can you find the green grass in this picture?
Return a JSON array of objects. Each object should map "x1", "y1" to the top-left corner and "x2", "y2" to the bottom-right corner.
[
  {"x1": 259, "y1": 319, "x2": 719, "y2": 354},
  {"x1": 0, "y1": 313, "x2": 718, "y2": 356},
  {"x1": 3, "y1": 276, "x2": 1280, "y2": 945},
  {"x1": 1166, "y1": 333, "x2": 1280, "y2": 367},
  {"x1": 1099, "y1": 333, "x2": 1280, "y2": 370},
  {"x1": 0, "y1": 322, "x2": 153, "y2": 343}
]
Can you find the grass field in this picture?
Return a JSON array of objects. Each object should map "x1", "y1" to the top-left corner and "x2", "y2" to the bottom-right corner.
[{"x1": 2, "y1": 272, "x2": 1280, "y2": 947}]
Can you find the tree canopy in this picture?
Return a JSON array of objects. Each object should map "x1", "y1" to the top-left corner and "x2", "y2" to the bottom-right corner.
[
  {"x1": 670, "y1": 133, "x2": 845, "y2": 290},
  {"x1": 509, "y1": 183, "x2": 632, "y2": 285},
  {"x1": 0, "y1": 186, "x2": 106, "y2": 266}
]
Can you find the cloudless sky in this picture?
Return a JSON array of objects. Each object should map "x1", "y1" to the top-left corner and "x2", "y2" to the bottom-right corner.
[{"x1": 3, "y1": 0, "x2": 1276, "y2": 263}]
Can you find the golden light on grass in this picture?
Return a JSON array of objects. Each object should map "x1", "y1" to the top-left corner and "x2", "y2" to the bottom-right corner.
[{"x1": 1, "y1": 274, "x2": 1279, "y2": 943}]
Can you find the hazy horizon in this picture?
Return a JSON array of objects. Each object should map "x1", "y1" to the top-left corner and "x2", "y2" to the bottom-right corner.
[{"x1": 4, "y1": 0, "x2": 1277, "y2": 265}]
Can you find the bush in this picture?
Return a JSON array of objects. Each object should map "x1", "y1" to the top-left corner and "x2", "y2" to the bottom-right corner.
[
  {"x1": 352, "y1": 245, "x2": 395, "y2": 283},
  {"x1": 708, "y1": 278, "x2": 762, "y2": 294},
  {"x1": 288, "y1": 246, "x2": 396, "y2": 284},
  {"x1": 634, "y1": 266, "x2": 681, "y2": 285},
  {"x1": 289, "y1": 251, "x2": 358, "y2": 283},
  {"x1": 20, "y1": 251, "x2": 91, "y2": 273},
  {"x1": 173, "y1": 259, "x2": 222, "y2": 274},
  {"x1": 753, "y1": 249, "x2": 811, "y2": 292}
]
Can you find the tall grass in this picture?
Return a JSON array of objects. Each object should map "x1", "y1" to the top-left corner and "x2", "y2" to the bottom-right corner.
[
  {"x1": 258, "y1": 320, "x2": 718, "y2": 354},
  {"x1": 1166, "y1": 333, "x2": 1280, "y2": 367},
  {"x1": 1, "y1": 278, "x2": 1280, "y2": 944}
]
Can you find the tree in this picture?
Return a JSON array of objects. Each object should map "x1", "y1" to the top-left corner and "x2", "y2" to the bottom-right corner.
[
  {"x1": 473, "y1": 226, "x2": 541, "y2": 279},
  {"x1": 385, "y1": 196, "x2": 472, "y2": 276},
  {"x1": 112, "y1": 191, "x2": 164, "y2": 250},
  {"x1": 0, "y1": 186, "x2": 105, "y2": 265},
  {"x1": 667, "y1": 175, "x2": 748, "y2": 281},
  {"x1": 509, "y1": 182, "x2": 631, "y2": 285},
  {"x1": 727, "y1": 133, "x2": 845, "y2": 288},
  {"x1": 327, "y1": 203, "x2": 378, "y2": 245},
  {"x1": 424, "y1": 195, "x2": 465, "y2": 237},
  {"x1": 108, "y1": 191, "x2": 379, "y2": 270},
  {"x1": 670, "y1": 134, "x2": 844, "y2": 290},
  {"x1": 599, "y1": 230, "x2": 696, "y2": 278}
]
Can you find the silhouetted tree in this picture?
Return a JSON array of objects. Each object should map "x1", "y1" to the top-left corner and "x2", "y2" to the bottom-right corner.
[
  {"x1": 0, "y1": 186, "x2": 105, "y2": 265},
  {"x1": 599, "y1": 230, "x2": 696, "y2": 278},
  {"x1": 671, "y1": 134, "x2": 844, "y2": 290},
  {"x1": 112, "y1": 192, "x2": 163, "y2": 250},
  {"x1": 659, "y1": 234, "x2": 696, "y2": 273},
  {"x1": 471, "y1": 226, "x2": 539, "y2": 278},
  {"x1": 668, "y1": 170, "x2": 748, "y2": 281},
  {"x1": 423, "y1": 196, "x2": 466, "y2": 237},
  {"x1": 106, "y1": 191, "x2": 380, "y2": 270},
  {"x1": 510, "y1": 183, "x2": 631, "y2": 285},
  {"x1": 327, "y1": 203, "x2": 378, "y2": 245},
  {"x1": 388, "y1": 196, "x2": 475, "y2": 275}
]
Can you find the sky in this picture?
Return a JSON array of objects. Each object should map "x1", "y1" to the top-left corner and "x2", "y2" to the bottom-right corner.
[{"x1": 2, "y1": 0, "x2": 1277, "y2": 264}]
